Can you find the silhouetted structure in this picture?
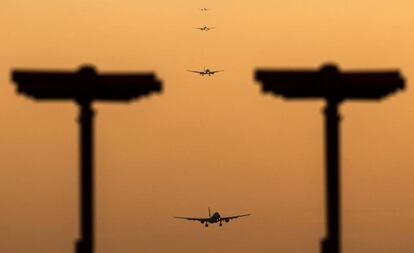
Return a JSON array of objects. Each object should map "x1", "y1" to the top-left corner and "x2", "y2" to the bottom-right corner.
[
  {"x1": 255, "y1": 63, "x2": 404, "y2": 253},
  {"x1": 12, "y1": 65, "x2": 162, "y2": 253}
]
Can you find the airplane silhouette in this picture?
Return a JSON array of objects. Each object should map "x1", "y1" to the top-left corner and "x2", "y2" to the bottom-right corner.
[
  {"x1": 200, "y1": 8, "x2": 209, "y2": 11},
  {"x1": 187, "y1": 68, "x2": 223, "y2": 76},
  {"x1": 193, "y1": 26, "x2": 215, "y2": 32},
  {"x1": 174, "y1": 208, "x2": 250, "y2": 227}
]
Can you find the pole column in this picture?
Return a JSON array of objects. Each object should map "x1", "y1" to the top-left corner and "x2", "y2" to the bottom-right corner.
[
  {"x1": 76, "y1": 100, "x2": 95, "y2": 253},
  {"x1": 321, "y1": 99, "x2": 341, "y2": 253}
]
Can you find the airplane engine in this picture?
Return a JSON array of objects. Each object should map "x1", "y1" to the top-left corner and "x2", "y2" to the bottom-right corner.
[
  {"x1": 225, "y1": 219, "x2": 230, "y2": 223},
  {"x1": 200, "y1": 220, "x2": 205, "y2": 224}
]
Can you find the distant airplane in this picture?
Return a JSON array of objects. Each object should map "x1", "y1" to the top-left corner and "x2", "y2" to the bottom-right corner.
[
  {"x1": 187, "y1": 68, "x2": 223, "y2": 76},
  {"x1": 194, "y1": 26, "x2": 215, "y2": 32},
  {"x1": 200, "y1": 8, "x2": 209, "y2": 11},
  {"x1": 174, "y1": 208, "x2": 250, "y2": 227}
]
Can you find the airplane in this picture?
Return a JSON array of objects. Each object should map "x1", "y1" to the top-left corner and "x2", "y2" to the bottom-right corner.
[
  {"x1": 187, "y1": 68, "x2": 223, "y2": 76},
  {"x1": 200, "y1": 8, "x2": 209, "y2": 11},
  {"x1": 194, "y1": 26, "x2": 215, "y2": 32},
  {"x1": 174, "y1": 208, "x2": 250, "y2": 227}
]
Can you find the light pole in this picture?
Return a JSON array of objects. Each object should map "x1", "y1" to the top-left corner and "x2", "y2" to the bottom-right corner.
[
  {"x1": 12, "y1": 65, "x2": 163, "y2": 253},
  {"x1": 255, "y1": 63, "x2": 404, "y2": 253}
]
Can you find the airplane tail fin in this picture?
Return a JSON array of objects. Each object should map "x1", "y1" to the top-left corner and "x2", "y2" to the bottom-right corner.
[{"x1": 208, "y1": 207, "x2": 211, "y2": 217}]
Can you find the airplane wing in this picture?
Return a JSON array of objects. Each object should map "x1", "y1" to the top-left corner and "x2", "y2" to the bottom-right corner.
[
  {"x1": 193, "y1": 27, "x2": 203, "y2": 30},
  {"x1": 219, "y1": 214, "x2": 251, "y2": 221},
  {"x1": 210, "y1": 70, "x2": 224, "y2": 74},
  {"x1": 174, "y1": 216, "x2": 209, "y2": 222},
  {"x1": 187, "y1": 70, "x2": 203, "y2": 74}
]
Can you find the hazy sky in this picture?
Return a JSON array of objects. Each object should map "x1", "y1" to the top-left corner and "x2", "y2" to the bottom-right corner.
[{"x1": 1, "y1": 1, "x2": 414, "y2": 253}]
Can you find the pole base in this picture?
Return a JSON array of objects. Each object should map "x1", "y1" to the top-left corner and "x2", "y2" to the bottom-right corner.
[
  {"x1": 75, "y1": 239, "x2": 83, "y2": 253},
  {"x1": 321, "y1": 238, "x2": 328, "y2": 253}
]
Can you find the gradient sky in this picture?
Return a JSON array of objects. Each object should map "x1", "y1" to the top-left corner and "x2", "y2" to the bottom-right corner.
[{"x1": 1, "y1": 1, "x2": 414, "y2": 253}]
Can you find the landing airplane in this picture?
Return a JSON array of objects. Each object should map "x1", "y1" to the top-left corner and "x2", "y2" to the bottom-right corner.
[
  {"x1": 174, "y1": 208, "x2": 250, "y2": 227},
  {"x1": 187, "y1": 68, "x2": 223, "y2": 76},
  {"x1": 200, "y1": 8, "x2": 209, "y2": 11},
  {"x1": 194, "y1": 26, "x2": 215, "y2": 31}
]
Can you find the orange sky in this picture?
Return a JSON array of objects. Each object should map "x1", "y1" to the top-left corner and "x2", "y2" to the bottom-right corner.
[{"x1": 1, "y1": 1, "x2": 414, "y2": 253}]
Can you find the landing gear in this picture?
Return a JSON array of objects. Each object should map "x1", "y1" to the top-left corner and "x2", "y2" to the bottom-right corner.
[
  {"x1": 205, "y1": 223, "x2": 208, "y2": 227},
  {"x1": 219, "y1": 223, "x2": 223, "y2": 227}
]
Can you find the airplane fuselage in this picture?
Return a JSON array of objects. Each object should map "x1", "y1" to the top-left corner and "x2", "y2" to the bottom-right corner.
[
  {"x1": 199, "y1": 69, "x2": 213, "y2": 76},
  {"x1": 200, "y1": 212, "x2": 232, "y2": 227},
  {"x1": 208, "y1": 212, "x2": 221, "y2": 223}
]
